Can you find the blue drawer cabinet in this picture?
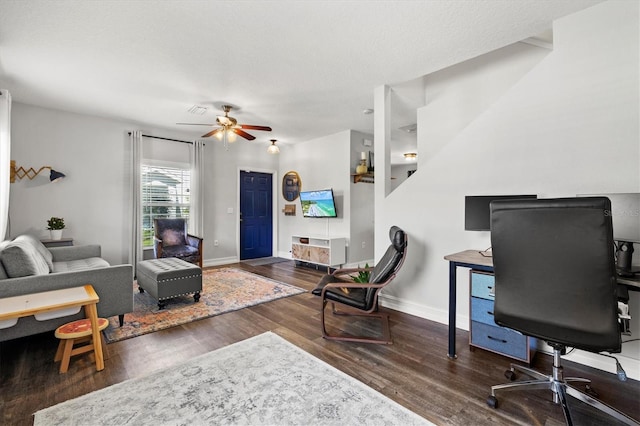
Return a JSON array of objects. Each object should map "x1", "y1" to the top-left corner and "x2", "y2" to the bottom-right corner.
[{"x1": 469, "y1": 270, "x2": 536, "y2": 363}]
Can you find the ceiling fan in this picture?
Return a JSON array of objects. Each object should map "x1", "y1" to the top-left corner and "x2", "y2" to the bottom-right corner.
[{"x1": 177, "y1": 105, "x2": 272, "y2": 143}]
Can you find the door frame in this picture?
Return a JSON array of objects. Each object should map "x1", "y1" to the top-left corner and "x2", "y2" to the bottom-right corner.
[{"x1": 236, "y1": 167, "x2": 279, "y2": 261}]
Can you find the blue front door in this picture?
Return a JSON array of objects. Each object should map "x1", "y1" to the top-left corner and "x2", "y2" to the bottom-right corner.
[{"x1": 240, "y1": 171, "x2": 273, "y2": 260}]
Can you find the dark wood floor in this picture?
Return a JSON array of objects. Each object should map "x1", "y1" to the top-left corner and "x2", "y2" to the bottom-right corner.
[{"x1": 1, "y1": 261, "x2": 639, "y2": 425}]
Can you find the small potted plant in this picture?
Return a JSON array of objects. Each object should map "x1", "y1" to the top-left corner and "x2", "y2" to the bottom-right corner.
[
  {"x1": 47, "y1": 217, "x2": 65, "y2": 240},
  {"x1": 351, "y1": 263, "x2": 371, "y2": 283}
]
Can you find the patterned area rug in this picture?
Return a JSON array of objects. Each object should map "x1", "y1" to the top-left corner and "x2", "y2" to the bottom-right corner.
[
  {"x1": 34, "y1": 332, "x2": 433, "y2": 425},
  {"x1": 103, "y1": 268, "x2": 305, "y2": 343}
]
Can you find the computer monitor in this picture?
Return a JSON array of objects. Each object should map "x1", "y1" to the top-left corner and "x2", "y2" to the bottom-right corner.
[
  {"x1": 578, "y1": 193, "x2": 640, "y2": 275},
  {"x1": 465, "y1": 195, "x2": 537, "y2": 231}
]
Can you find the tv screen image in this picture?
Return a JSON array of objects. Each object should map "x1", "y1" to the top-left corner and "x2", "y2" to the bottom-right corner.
[{"x1": 300, "y1": 189, "x2": 337, "y2": 218}]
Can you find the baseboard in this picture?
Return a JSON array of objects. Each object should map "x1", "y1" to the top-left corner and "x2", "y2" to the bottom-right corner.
[
  {"x1": 203, "y1": 256, "x2": 237, "y2": 267},
  {"x1": 379, "y1": 293, "x2": 470, "y2": 331}
]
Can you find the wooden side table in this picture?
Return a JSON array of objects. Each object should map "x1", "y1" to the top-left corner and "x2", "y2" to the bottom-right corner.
[{"x1": 0, "y1": 285, "x2": 104, "y2": 371}]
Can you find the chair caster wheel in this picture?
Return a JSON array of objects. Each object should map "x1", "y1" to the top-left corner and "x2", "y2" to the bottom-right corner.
[
  {"x1": 504, "y1": 370, "x2": 516, "y2": 381},
  {"x1": 487, "y1": 395, "x2": 498, "y2": 408}
]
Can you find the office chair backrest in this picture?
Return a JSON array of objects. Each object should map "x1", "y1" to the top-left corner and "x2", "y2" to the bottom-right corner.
[{"x1": 490, "y1": 197, "x2": 620, "y2": 353}]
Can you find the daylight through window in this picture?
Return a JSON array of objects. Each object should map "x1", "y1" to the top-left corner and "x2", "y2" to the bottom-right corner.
[{"x1": 141, "y1": 164, "x2": 191, "y2": 247}]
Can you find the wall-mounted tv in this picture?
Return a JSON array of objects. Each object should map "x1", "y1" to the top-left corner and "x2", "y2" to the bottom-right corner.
[
  {"x1": 465, "y1": 194, "x2": 537, "y2": 231},
  {"x1": 300, "y1": 189, "x2": 338, "y2": 218}
]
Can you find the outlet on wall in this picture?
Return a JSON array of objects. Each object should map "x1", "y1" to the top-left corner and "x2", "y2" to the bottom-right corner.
[
  {"x1": 214, "y1": 240, "x2": 219, "y2": 246},
  {"x1": 361, "y1": 241, "x2": 366, "y2": 249}
]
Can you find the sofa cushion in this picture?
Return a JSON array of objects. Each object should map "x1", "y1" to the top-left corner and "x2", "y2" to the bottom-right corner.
[
  {"x1": 52, "y1": 257, "x2": 110, "y2": 273},
  {"x1": 18, "y1": 234, "x2": 54, "y2": 272},
  {"x1": 0, "y1": 237, "x2": 51, "y2": 278}
]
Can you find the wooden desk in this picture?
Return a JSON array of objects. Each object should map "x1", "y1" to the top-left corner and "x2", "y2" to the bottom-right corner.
[
  {"x1": 444, "y1": 250, "x2": 640, "y2": 359},
  {"x1": 0, "y1": 285, "x2": 104, "y2": 371}
]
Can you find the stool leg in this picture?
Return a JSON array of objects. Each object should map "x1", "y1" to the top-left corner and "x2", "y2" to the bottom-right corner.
[
  {"x1": 60, "y1": 339, "x2": 74, "y2": 373},
  {"x1": 99, "y1": 333, "x2": 108, "y2": 361},
  {"x1": 54, "y1": 339, "x2": 65, "y2": 363}
]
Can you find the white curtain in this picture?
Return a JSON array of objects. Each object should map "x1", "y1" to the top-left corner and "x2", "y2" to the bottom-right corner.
[
  {"x1": 0, "y1": 90, "x2": 11, "y2": 240},
  {"x1": 189, "y1": 140, "x2": 205, "y2": 237},
  {"x1": 129, "y1": 131, "x2": 143, "y2": 275}
]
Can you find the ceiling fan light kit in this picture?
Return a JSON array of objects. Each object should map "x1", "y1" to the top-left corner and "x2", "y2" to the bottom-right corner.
[{"x1": 178, "y1": 105, "x2": 272, "y2": 151}]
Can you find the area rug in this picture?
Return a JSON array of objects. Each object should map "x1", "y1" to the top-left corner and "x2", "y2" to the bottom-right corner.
[
  {"x1": 103, "y1": 268, "x2": 305, "y2": 343},
  {"x1": 34, "y1": 332, "x2": 432, "y2": 425}
]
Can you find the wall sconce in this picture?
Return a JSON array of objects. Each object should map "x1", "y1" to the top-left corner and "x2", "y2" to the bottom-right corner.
[{"x1": 10, "y1": 160, "x2": 66, "y2": 183}]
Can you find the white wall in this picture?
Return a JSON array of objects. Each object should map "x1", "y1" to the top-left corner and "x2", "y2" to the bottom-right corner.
[
  {"x1": 8, "y1": 102, "x2": 279, "y2": 266},
  {"x1": 277, "y1": 130, "x2": 351, "y2": 260},
  {"x1": 376, "y1": 1, "x2": 639, "y2": 378},
  {"x1": 350, "y1": 130, "x2": 374, "y2": 265}
]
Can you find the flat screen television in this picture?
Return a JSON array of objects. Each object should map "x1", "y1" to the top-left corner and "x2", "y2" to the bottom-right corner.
[
  {"x1": 465, "y1": 194, "x2": 537, "y2": 231},
  {"x1": 300, "y1": 189, "x2": 338, "y2": 218}
]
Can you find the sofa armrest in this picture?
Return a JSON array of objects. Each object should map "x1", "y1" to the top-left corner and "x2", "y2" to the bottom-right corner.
[
  {"x1": 0, "y1": 264, "x2": 133, "y2": 319},
  {"x1": 49, "y1": 245, "x2": 102, "y2": 262}
]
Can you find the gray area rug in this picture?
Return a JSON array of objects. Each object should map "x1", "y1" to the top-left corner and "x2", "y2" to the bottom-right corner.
[{"x1": 34, "y1": 332, "x2": 433, "y2": 425}]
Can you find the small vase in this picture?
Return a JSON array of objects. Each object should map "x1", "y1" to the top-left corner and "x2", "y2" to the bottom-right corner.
[
  {"x1": 356, "y1": 160, "x2": 368, "y2": 175},
  {"x1": 50, "y1": 229, "x2": 63, "y2": 240}
]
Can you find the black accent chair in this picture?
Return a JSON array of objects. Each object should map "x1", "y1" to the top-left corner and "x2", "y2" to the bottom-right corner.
[
  {"x1": 311, "y1": 226, "x2": 407, "y2": 344},
  {"x1": 153, "y1": 218, "x2": 203, "y2": 268},
  {"x1": 487, "y1": 197, "x2": 638, "y2": 425}
]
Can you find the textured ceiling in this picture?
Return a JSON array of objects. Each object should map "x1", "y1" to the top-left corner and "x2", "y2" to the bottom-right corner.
[{"x1": 0, "y1": 0, "x2": 601, "y2": 161}]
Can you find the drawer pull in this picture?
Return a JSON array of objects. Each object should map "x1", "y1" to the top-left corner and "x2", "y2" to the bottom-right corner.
[
  {"x1": 487, "y1": 311, "x2": 494, "y2": 316},
  {"x1": 487, "y1": 335, "x2": 507, "y2": 344}
]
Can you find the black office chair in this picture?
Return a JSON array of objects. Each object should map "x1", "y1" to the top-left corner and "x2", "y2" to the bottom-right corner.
[
  {"x1": 487, "y1": 197, "x2": 638, "y2": 425},
  {"x1": 311, "y1": 226, "x2": 407, "y2": 344}
]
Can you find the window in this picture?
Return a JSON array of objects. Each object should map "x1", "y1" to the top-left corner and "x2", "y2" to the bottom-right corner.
[{"x1": 141, "y1": 164, "x2": 191, "y2": 247}]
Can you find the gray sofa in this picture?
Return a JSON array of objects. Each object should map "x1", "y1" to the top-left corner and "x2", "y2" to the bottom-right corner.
[{"x1": 0, "y1": 235, "x2": 133, "y2": 342}]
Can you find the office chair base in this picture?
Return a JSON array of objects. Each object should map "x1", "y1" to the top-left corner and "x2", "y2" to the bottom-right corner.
[
  {"x1": 488, "y1": 354, "x2": 639, "y2": 425},
  {"x1": 320, "y1": 302, "x2": 392, "y2": 344}
]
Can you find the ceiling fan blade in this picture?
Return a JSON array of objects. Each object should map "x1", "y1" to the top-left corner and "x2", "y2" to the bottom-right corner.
[
  {"x1": 177, "y1": 123, "x2": 217, "y2": 126},
  {"x1": 238, "y1": 124, "x2": 272, "y2": 131},
  {"x1": 202, "y1": 128, "x2": 223, "y2": 138},
  {"x1": 232, "y1": 128, "x2": 256, "y2": 140}
]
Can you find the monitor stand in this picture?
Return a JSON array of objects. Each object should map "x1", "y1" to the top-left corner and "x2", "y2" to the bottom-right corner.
[{"x1": 616, "y1": 241, "x2": 637, "y2": 277}]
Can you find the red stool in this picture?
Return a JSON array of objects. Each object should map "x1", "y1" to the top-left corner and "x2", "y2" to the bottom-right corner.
[{"x1": 54, "y1": 318, "x2": 109, "y2": 373}]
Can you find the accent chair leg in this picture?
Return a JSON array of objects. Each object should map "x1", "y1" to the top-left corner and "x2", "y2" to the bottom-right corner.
[{"x1": 118, "y1": 314, "x2": 124, "y2": 327}]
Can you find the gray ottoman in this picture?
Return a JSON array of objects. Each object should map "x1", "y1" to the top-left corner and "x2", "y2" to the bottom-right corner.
[{"x1": 137, "y1": 258, "x2": 202, "y2": 310}]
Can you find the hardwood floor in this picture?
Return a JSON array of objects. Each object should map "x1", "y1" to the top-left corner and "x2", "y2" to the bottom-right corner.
[{"x1": 1, "y1": 260, "x2": 639, "y2": 425}]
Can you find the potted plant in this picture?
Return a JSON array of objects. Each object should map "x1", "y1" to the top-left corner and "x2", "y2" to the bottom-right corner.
[
  {"x1": 47, "y1": 217, "x2": 65, "y2": 240},
  {"x1": 351, "y1": 263, "x2": 371, "y2": 283}
]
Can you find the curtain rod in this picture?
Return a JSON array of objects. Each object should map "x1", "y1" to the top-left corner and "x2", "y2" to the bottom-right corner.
[{"x1": 128, "y1": 132, "x2": 202, "y2": 145}]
